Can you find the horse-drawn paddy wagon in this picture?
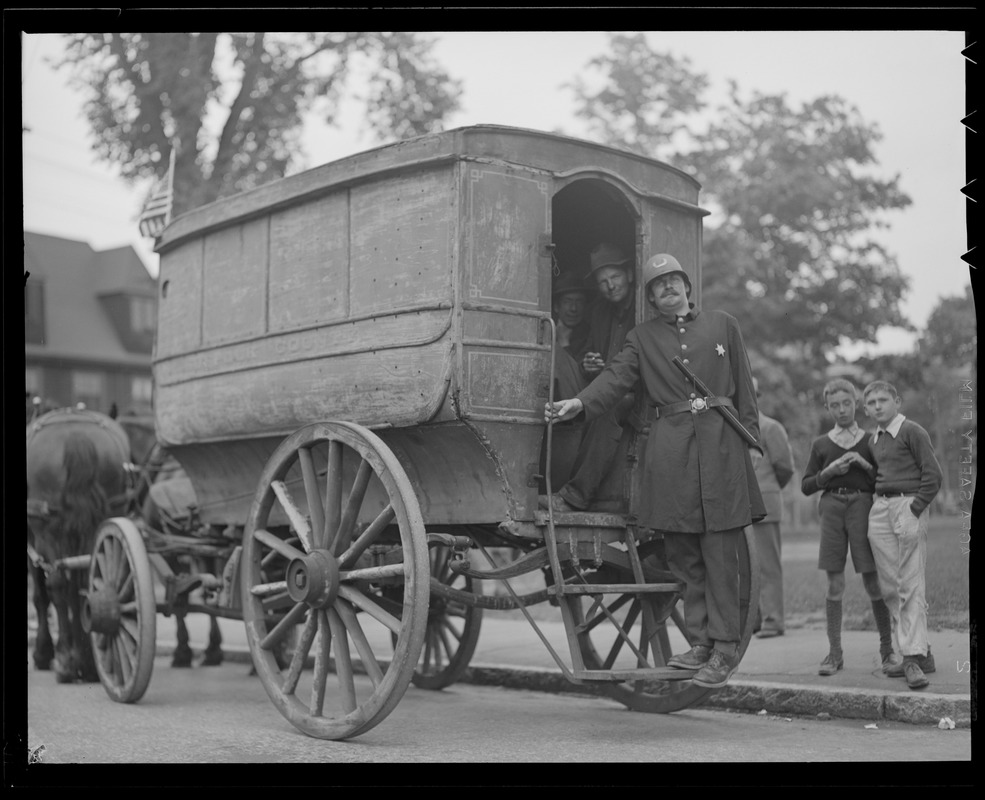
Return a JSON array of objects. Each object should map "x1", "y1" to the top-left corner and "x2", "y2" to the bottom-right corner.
[{"x1": 28, "y1": 125, "x2": 758, "y2": 741}]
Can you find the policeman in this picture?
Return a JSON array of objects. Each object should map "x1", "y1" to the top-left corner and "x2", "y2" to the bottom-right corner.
[{"x1": 545, "y1": 253, "x2": 766, "y2": 689}]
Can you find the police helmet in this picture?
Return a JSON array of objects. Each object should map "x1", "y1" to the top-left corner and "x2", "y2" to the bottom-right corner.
[{"x1": 642, "y1": 253, "x2": 693, "y2": 303}]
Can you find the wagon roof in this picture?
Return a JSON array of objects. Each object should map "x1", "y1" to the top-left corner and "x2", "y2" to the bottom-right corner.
[{"x1": 156, "y1": 124, "x2": 700, "y2": 253}]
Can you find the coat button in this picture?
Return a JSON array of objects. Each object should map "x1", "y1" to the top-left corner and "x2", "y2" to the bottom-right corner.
[
  {"x1": 690, "y1": 392, "x2": 696, "y2": 399},
  {"x1": 683, "y1": 358, "x2": 690, "y2": 364},
  {"x1": 681, "y1": 344, "x2": 688, "y2": 350},
  {"x1": 679, "y1": 328, "x2": 686, "y2": 334}
]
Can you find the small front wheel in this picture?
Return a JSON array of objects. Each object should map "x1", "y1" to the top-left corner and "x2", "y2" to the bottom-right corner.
[{"x1": 86, "y1": 517, "x2": 157, "y2": 703}]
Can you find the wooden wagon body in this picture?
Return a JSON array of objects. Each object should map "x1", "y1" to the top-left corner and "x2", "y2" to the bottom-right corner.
[
  {"x1": 152, "y1": 124, "x2": 705, "y2": 533},
  {"x1": 39, "y1": 126, "x2": 763, "y2": 741}
]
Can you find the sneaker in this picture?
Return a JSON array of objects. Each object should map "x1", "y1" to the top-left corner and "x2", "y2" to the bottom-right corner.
[
  {"x1": 537, "y1": 493, "x2": 579, "y2": 513},
  {"x1": 818, "y1": 653, "x2": 843, "y2": 676},
  {"x1": 692, "y1": 650, "x2": 736, "y2": 689},
  {"x1": 903, "y1": 658, "x2": 930, "y2": 690},
  {"x1": 755, "y1": 628, "x2": 784, "y2": 639},
  {"x1": 667, "y1": 644, "x2": 712, "y2": 670}
]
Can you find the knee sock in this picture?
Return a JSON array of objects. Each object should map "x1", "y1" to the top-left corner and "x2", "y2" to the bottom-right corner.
[
  {"x1": 826, "y1": 599, "x2": 843, "y2": 657},
  {"x1": 871, "y1": 598, "x2": 893, "y2": 656}
]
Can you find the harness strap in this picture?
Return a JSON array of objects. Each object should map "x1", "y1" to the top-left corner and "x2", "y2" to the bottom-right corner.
[{"x1": 653, "y1": 396, "x2": 733, "y2": 418}]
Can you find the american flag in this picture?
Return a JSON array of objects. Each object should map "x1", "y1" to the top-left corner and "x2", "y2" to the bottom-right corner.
[{"x1": 138, "y1": 149, "x2": 175, "y2": 238}]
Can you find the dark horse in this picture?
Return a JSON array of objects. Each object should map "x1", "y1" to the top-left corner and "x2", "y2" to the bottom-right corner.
[
  {"x1": 27, "y1": 408, "x2": 131, "y2": 683},
  {"x1": 118, "y1": 415, "x2": 223, "y2": 668}
]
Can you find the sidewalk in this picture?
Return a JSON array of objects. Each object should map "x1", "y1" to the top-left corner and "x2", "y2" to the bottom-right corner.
[{"x1": 155, "y1": 612, "x2": 973, "y2": 728}]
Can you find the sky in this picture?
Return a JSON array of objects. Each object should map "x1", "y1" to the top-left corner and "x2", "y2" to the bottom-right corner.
[{"x1": 20, "y1": 30, "x2": 971, "y2": 358}]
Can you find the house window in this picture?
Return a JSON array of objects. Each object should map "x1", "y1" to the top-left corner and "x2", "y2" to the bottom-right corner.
[
  {"x1": 132, "y1": 375, "x2": 153, "y2": 405},
  {"x1": 130, "y1": 297, "x2": 156, "y2": 333},
  {"x1": 25, "y1": 278, "x2": 45, "y2": 343},
  {"x1": 72, "y1": 370, "x2": 104, "y2": 409}
]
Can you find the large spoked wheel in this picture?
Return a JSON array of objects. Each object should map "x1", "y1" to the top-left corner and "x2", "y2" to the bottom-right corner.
[
  {"x1": 568, "y1": 529, "x2": 758, "y2": 713},
  {"x1": 85, "y1": 517, "x2": 157, "y2": 703},
  {"x1": 241, "y1": 421, "x2": 430, "y2": 740},
  {"x1": 390, "y1": 545, "x2": 483, "y2": 690}
]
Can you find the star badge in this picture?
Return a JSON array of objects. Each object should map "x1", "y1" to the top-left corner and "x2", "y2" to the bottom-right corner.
[{"x1": 716, "y1": 343, "x2": 726, "y2": 357}]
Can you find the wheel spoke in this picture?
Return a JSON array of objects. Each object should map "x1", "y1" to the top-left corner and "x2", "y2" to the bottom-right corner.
[
  {"x1": 283, "y1": 612, "x2": 319, "y2": 696},
  {"x1": 117, "y1": 570, "x2": 134, "y2": 602},
  {"x1": 114, "y1": 636, "x2": 133, "y2": 685},
  {"x1": 311, "y1": 610, "x2": 333, "y2": 716},
  {"x1": 271, "y1": 480, "x2": 313, "y2": 552},
  {"x1": 322, "y1": 441, "x2": 343, "y2": 552},
  {"x1": 335, "y1": 600, "x2": 385, "y2": 688},
  {"x1": 328, "y1": 608, "x2": 357, "y2": 715},
  {"x1": 252, "y1": 580, "x2": 289, "y2": 597},
  {"x1": 337, "y1": 585, "x2": 402, "y2": 634},
  {"x1": 334, "y1": 460, "x2": 373, "y2": 557},
  {"x1": 253, "y1": 528, "x2": 306, "y2": 563},
  {"x1": 94, "y1": 549, "x2": 109, "y2": 583},
  {"x1": 119, "y1": 616, "x2": 140, "y2": 646},
  {"x1": 260, "y1": 601, "x2": 308, "y2": 651},
  {"x1": 337, "y1": 503, "x2": 396, "y2": 569},
  {"x1": 439, "y1": 616, "x2": 465, "y2": 645},
  {"x1": 298, "y1": 446, "x2": 325, "y2": 550}
]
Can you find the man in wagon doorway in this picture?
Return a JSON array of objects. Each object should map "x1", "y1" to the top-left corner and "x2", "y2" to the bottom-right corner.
[
  {"x1": 545, "y1": 253, "x2": 766, "y2": 689},
  {"x1": 540, "y1": 242, "x2": 637, "y2": 512}
]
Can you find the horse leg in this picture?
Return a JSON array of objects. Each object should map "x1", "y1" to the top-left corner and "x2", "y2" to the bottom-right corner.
[
  {"x1": 31, "y1": 565, "x2": 55, "y2": 670},
  {"x1": 68, "y1": 571, "x2": 99, "y2": 682},
  {"x1": 202, "y1": 617, "x2": 224, "y2": 666},
  {"x1": 172, "y1": 613, "x2": 193, "y2": 667},
  {"x1": 47, "y1": 573, "x2": 77, "y2": 683}
]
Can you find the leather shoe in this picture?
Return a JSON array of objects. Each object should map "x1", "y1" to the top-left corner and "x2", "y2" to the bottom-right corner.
[
  {"x1": 692, "y1": 650, "x2": 736, "y2": 689},
  {"x1": 667, "y1": 644, "x2": 712, "y2": 670},
  {"x1": 887, "y1": 648, "x2": 934, "y2": 677},
  {"x1": 903, "y1": 658, "x2": 930, "y2": 690},
  {"x1": 818, "y1": 653, "x2": 843, "y2": 676},
  {"x1": 537, "y1": 493, "x2": 579, "y2": 513},
  {"x1": 755, "y1": 629, "x2": 784, "y2": 639}
]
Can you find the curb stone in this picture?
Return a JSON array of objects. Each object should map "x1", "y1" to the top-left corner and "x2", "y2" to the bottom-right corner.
[{"x1": 147, "y1": 641, "x2": 973, "y2": 729}]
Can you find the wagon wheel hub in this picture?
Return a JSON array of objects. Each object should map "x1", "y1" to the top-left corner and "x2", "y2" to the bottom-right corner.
[
  {"x1": 81, "y1": 587, "x2": 121, "y2": 635},
  {"x1": 286, "y1": 549, "x2": 341, "y2": 609}
]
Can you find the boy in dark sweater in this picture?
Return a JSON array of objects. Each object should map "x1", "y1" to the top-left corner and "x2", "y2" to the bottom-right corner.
[
  {"x1": 802, "y1": 379, "x2": 896, "y2": 677},
  {"x1": 863, "y1": 380, "x2": 943, "y2": 690}
]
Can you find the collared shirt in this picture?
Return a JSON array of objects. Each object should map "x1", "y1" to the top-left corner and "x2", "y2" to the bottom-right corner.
[
  {"x1": 872, "y1": 413, "x2": 906, "y2": 445},
  {"x1": 828, "y1": 422, "x2": 865, "y2": 449}
]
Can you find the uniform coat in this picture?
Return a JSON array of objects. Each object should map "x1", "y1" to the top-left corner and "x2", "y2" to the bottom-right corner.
[{"x1": 576, "y1": 306, "x2": 766, "y2": 532}]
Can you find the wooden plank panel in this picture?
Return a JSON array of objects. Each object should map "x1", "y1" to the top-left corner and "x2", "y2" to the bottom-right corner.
[
  {"x1": 155, "y1": 309, "x2": 451, "y2": 387},
  {"x1": 156, "y1": 240, "x2": 203, "y2": 358},
  {"x1": 156, "y1": 341, "x2": 453, "y2": 445},
  {"x1": 466, "y1": 166, "x2": 549, "y2": 307},
  {"x1": 202, "y1": 218, "x2": 268, "y2": 345},
  {"x1": 269, "y1": 193, "x2": 348, "y2": 332},
  {"x1": 349, "y1": 167, "x2": 455, "y2": 315},
  {"x1": 464, "y1": 349, "x2": 549, "y2": 418}
]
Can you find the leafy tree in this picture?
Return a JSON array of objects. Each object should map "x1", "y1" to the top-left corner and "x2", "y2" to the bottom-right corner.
[
  {"x1": 54, "y1": 32, "x2": 463, "y2": 216},
  {"x1": 566, "y1": 33, "x2": 914, "y2": 373},
  {"x1": 564, "y1": 32, "x2": 709, "y2": 161},
  {"x1": 919, "y1": 284, "x2": 976, "y2": 370}
]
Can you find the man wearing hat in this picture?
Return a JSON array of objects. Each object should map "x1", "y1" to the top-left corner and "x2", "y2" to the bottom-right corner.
[
  {"x1": 545, "y1": 253, "x2": 766, "y2": 689},
  {"x1": 541, "y1": 242, "x2": 637, "y2": 511},
  {"x1": 551, "y1": 271, "x2": 591, "y2": 400}
]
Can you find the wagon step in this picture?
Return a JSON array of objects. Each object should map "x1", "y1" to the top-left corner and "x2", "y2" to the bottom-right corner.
[{"x1": 572, "y1": 667, "x2": 697, "y2": 682}]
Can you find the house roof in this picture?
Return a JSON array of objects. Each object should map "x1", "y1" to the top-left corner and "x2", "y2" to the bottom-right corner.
[{"x1": 24, "y1": 231, "x2": 157, "y2": 366}]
